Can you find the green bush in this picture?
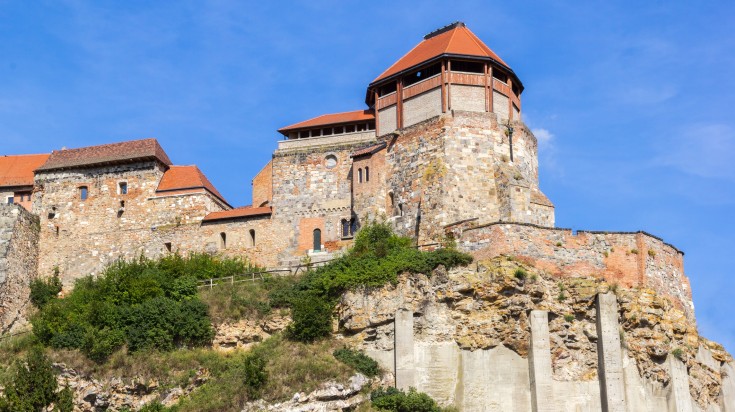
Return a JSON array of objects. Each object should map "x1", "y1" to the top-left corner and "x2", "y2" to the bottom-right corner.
[
  {"x1": 514, "y1": 268, "x2": 527, "y2": 280},
  {"x1": 333, "y1": 347, "x2": 380, "y2": 377},
  {"x1": 0, "y1": 346, "x2": 72, "y2": 412},
  {"x1": 287, "y1": 222, "x2": 473, "y2": 342},
  {"x1": 29, "y1": 275, "x2": 63, "y2": 308},
  {"x1": 30, "y1": 254, "x2": 247, "y2": 362},
  {"x1": 371, "y1": 387, "x2": 441, "y2": 412},
  {"x1": 242, "y1": 352, "x2": 268, "y2": 398}
]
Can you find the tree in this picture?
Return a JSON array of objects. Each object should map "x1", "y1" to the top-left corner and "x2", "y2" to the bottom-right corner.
[{"x1": 0, "y1": 346, "x2": 67, "y2": 412}]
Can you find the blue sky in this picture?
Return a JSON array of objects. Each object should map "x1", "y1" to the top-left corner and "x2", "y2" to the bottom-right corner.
[{"x1": 1, "y1": 1, "x2": 734, "y2": 352}]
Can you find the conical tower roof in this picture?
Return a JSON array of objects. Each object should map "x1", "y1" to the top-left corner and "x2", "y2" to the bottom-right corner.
[{"x1": 370, "y1": 22, "x2": 515, "y2": 85}]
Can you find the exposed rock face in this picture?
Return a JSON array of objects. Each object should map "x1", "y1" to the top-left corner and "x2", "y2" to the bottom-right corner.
[
  {"x1": 336, "y1": 257, "x2": 735, "y2": 411},
  {"x1": 241, "y1": 373, "x2": 372, "y2": 412},
  {"x1": 54, "y1": 362, "x2": 208, "y2": 411},
  {"x1": 213, "y1": 314, "x2": 291, "y2": 351}
]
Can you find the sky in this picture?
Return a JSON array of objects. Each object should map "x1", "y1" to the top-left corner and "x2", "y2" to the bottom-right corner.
[{"x1": 1, "y1": 1, "x2": 734, "y2": 353}]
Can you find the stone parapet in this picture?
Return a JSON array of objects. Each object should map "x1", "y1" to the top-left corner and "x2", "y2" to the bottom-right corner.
[{"x1": 275, "y1": 131, "x2": 376, "y2": 154}]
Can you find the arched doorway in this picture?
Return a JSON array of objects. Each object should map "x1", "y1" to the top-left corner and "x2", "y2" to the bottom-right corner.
[{"x1": 313, "y1": 229, "x2": 322, "y2": 252}]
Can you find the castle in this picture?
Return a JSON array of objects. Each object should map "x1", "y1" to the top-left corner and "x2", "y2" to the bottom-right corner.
[{"x1": 2, "y1": 22, "x2": 733, "y2": 411}]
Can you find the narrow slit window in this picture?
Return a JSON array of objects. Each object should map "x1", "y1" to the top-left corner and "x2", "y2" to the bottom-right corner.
[
  {"x1": 365, "y1": 166, "x2": 370, "y2": 182},
  {"x1": 249, "y1": 229, "x2": 256, "y2": 247},
  {"x1": 220, "y1": 232, "x2": 227, "y2": 249},
  {"x1": 119, "y1": 182, "x2": 128, "y2": 195},
  {"x1": 79, "y1": 186, "x2": 88, "y2": 200},
  {"x1": 341, "y1": 219, "x2": 349, "y2": 238},
  {"x1": 358, "y1": 168, "x2": 363, "y2": 183}
]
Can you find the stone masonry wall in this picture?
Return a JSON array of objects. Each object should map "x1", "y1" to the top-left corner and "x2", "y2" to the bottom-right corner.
[
  {"x1": 251, "y1": 160, "x2": 272, "y2": 207},
  {"x1": 455, "y1": 222, "x2": 693, "y2": 320},
  {"x1": 34, "y1": 162, "x2": 227, "y2": 285},
  {"x1": 352, "y1": 149, "x2": 387, "y2": 225},
  {"x1": 0, "y1": 204, "x2": 39, "y2": 334}
]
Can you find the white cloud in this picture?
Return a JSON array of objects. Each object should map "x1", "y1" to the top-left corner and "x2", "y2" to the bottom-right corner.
[
  {"x1": 532, "y1": 127, "x2": 554, "y2": 145},
  {"x1": 531, "y1": 127, "x2": 562, "y2": 177},
  {"x1": 655, "y1": 124, "x2": 735, "y2": 181}
]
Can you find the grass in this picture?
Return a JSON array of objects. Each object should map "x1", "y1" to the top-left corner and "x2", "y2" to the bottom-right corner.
[
  {"x1": 513, "y1": 268, "x2": 527, "y2": 281},
  {"x1": 198, "y1": 275, "x2": 299, "y2": 324},
  {"x1": 563, "y1": 314, "x2": 575, "y2": 322}
]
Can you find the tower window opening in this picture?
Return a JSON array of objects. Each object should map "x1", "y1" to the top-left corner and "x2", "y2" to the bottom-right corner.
[
  {"x1": 357, "y1": 123, "x2": 366, "y2": 132},
  {"x1": 313, "y1": 228, "x2": 322, "y2": 252},
  {"x1": 345, "y1": 125, "x2": 356, "y2": 133},
  {"x1": 220, "y1": 232, "x2": 227, "y2": 249},
  {"x1": 367, "y1": 122, "x2": 375, "y2": 130},
  {"x1": 79, "y1": 186, "x2": 88, "y2": 200},
  {"x1": 322, "y1": 128, "x2": 333, "y2": 136},
  {"x1": 493, "y1": 70, "x2": 508, "y2": 84},
  {"x1": 299, "y1": 131, "x2": 310, "y2": 139},
  {"x1": 119, "y1": 182, "x2": 128, "y2": 195},
  {"x1": 378, "y1": 81, "x2": 397, "y2": 97},
  {"x1": 358, "y1": 168, "x2": 363, "y2": 183},
  {"x1": 403, "y1": 63, "x2": 441, "y2": 86},
  {"x1": 249, "y1": 229, "x2": 256, "y2": 247},
  {"x1": 334, "y1": 126, "x2": 344, "y2": 134},
  {"x1": 399, "y1": 204, "x2": 404, "y2": 216},
  {"x1": 365, "y1": 166, "x2": 370, "y2": 182},
  {"x1": 311, "y1": 129, "x2": 321, "y2": 137},
  {"x1": 450, "y1": 60, "x2": 484, "y2": 74},
  {"x1": 341, "y1": 219, "x2": 350, "y2": 238}
]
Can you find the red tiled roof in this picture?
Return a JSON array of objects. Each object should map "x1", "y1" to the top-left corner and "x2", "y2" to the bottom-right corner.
[
  {"x1": 351, "y1": 142, "x2": 386, "y2": 158},
  {"x1": 156, "y1": 165, "x2": 229, "y2": 207},
  {"x1": 0, "y1": 153, "x2": 50, "y2": 188},
  {"x1": 36, "y1": 138, "x2": 172, "y2": 172},
  {"x1": 203, "y1": 206, "x2": 272, "y2": 222},
  {"x1": 278, "y1": 110, "x2": 374, "y2": 134},
  {"x1": 372, "y1": 22, "x2": 510, "y2": 84}
]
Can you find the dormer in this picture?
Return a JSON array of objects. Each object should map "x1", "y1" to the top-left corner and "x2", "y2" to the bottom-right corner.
[{"x1": 366, "y1": 22, "x2": 523, "y2": 136}]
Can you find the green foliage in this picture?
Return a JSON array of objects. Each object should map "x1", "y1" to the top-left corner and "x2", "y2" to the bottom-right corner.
[
  {"x1": 333, "y1": 347, "x2": 380, "y2": 377},
  {"x1": 513, "y1": 268, "x2": 527, "y2": 280},
  {"x1": 241, "y1": 352, "x2": 268, "y2": 398},
  {"x1": 138, "y1": 401, "x2": 174, "y2": 412},
  {"x1": 30, "y1": 253, "x2": 250, "y2": 362},
  {"x1": 672, "y1": 347, "x2": 684, "y2": 360},
  {"x1": 29, "y1": 275, "x2": 63, "y2": 309},
  {"x1": 287, "y1": 222, "x2": 472, "y2": 342},
  {"x1": 371, "y1": 387, "x2": 442, "y2": 412},
  {"x1": 648, "y1": 249, "x2": 656, "y2": 257},
  {"x1": 564, "y1": 314, "x2": 575, "y2": 322},
  {"x1": 0, "y1": 346, "x2": 70, "y2": 412},
  {"x1": 199, "y1": 275, "x2": 299, "y2": 324}
]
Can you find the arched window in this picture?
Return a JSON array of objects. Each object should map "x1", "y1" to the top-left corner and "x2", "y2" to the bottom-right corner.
[
  {"x1": 388, "y1": 192, "x2": 395, "y2": 216},
  {"x1": 341, "y1": 219, "x2": 349, "y2": 238},
  {"x1": 399, "y1": 204, "x2": 404, "y2": 216},
  {"x1": 220, "y1": 232, "x2": 227, "y2": 249},
  {"x1": 249, "y1": 229, "x2": 256, "y2": 247},
  {"x1": 358, "y1": 168, "x2": 363, "y2": 183},
  {"x1": 365, "y1": 166, "x2": 370, "y2": 182},
  {"x1": 313, "y1": 228, "x2": 322, "y2": 252}
]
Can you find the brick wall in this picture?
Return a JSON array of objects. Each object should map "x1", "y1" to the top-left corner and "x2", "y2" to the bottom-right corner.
[
  {"x1": 378, "y1": 105, "x2": 397, "y2": 137},
  {"x1": 450, "y1": 85, "x2": 486, "y2": 112},
  {"x1": 455, "y1": 222, "x2": 693, "y2": 320},
  {"x1": 493, "y1": 91, "x2": 509, "y2": 121},
  {"x1": 0, "y1": 204, "x2": 39, "y2": 333},
  {"x1": 402, "y1": 87, "x2": 442, "y2": 128},
  {"x1": 252, "y1": 160, "x2": 272, "y2": 207}
]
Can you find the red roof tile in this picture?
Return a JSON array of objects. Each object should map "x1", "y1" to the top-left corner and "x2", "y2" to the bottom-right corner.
[
  {"x1": 372, "y1": 22, "x2": 510, "y2": 84},
  {"x1": 36, "y1": 138, "x2": 172, "y2": 172},
  {"x1": 351, "y1": 142, "x2": 386, "y2": 158},
  {"x1": 203, "y1": 206, "x2": 272, "y2": 222},
  {"x1": 278, "y1": 110, "x2": 374, "y2": 134},
  {"x1": 0, "y1": 153, "x2": 50, "y2": 188},
  {"x1": 156, "y1": 165, "x2": 229, "y2": 207}
]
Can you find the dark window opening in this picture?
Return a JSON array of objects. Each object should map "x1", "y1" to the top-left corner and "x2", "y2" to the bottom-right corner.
[
  {"x1": 117, "y1": 200, "x2": 125, "y2": 218},
  {"x1": 365, "y1": 166, "x2": 370, "y2": 182},
  {"x1": 358, "y1": 168, "x2": 363, "y2": 183},
  {"x1": 249, "y1": 229, "x2": 256, "y2": 247},
  {"x1": 367, "y1": 122, "x2": 375, "y2": 130},
  {"x1": 220, "y1": 232, "x2": 227, "y2": 249},
  {"x1": 322, "y1": 128, "x2": 333, "y2": 136},
  {"x1": 341, "y1": 219, "x2": 349, "y2": 238},
  {"x1": 79, "y1": 186, "x2": 88, "y2": 201},
  {"x1": 512, "y1": 83, "x2": 520, "y2": 97},
  {"x1": 378, "y1": 81, "x2": 397, "y2": 97},
  {"x1": 55, "y1": 226, "x2": 59, "y2": 237},
  {"x1": 311, "y1": 129, "x2": 321, "y2": 137},
  {"x1": 350, "y1": 218, "x2": 357, "y2": 235},
  {"x1": 333, "y1": 126, "x2": 344, "y2": 134},
  {"x1": 119, "y1": 182, "x2": 128, "y2": 195},
  {"x1": 164, "y1": 242, "x2": 172, "y2": 252},
  {"x1": 6, "y1": 197, "x2": 13, "y2": 205},
  {"x1": 403, "y1": 63, "x2": 441, "y2": 86},
  {"x1": 356, "y1": 123, "x2": 366, "y2": 132},
  {"x1": 493, "y1": 70, "x2": 508, "y2": 84},
  {"x1": 345, "y1": 124, "x2": 356, "y2": 133},
  {"x1": 398, "y1": 204, "x2": 404, "y2": 216},
  {"x1": 299, "y1": 131, "x2": 310, "y2": 139},
  {"x1": 313, "y1": 228, "x2": 322, "y2": 252},
  {"x1": 48, "y1": 206, "x2": 56, "y2": 219},
  {"x1": 389, "y1": 193, "x2": 395, "y2": 215},
  {"x1": 450, "y1": 60, "x2": 484, "y2": 74}
]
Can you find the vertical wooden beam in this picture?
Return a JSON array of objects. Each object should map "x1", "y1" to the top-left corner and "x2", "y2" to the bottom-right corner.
[
  {"x1": 447, "y1": 60, "x2": 452, "y2": 111},
  {"x1": 397, "y1": 80, "x2": 404, "y2": 129},
  {"x1": 508, "y1": 77, "x2": 514, "y2": 121},
  {"x1": 441, "y1": 60, "x2": 447, "y2": 113},
  {"x1": 488, "y1": 65, "x2": 494, "y2": 115},
  {"x1": 374, "y1": 89, "x2": 381, "y2": 136},
  {"x1": 483, "y1": 63, "x2": 489, "y2": 112}
]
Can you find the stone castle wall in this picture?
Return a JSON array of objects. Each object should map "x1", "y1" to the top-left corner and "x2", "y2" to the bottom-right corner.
[
  {"x1": 454, "y1": 222, "x2": 693, "y2": 320},
  {"x1": 352, "y1": 148, "x2": 388, "y2": 224},
  {"x1": 0, "y1": 204, "x2": 39, "y2": 334},
  {"x1": 251, "y1": 160, "x2": 272, "y2": 207},
  {"x1": 33, "y1": 162, "x2": 227, "y2": 284}
]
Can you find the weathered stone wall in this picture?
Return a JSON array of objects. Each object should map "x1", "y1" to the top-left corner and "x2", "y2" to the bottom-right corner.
[
  {"x1": 455, "y1": 222, "x2": 693, "y2": 320},
  {"x1": 34, "y1": 162, "x2": 227, "y2": 284},
  {"x1": 352, "y1": 149, "x2": 387, "y2": 225},
  {"x1": 402, "y1": 87, "x2": 442, "y2": 128},
  {"x1": 251, "y1": 160, "x2": 272, "y2": 207},
  {"x1": 0, "y1": 204, "x2": 39, "y2": 333},
  {"x1": 450, "y1": 85, "x2": 486, "y2": 112}
]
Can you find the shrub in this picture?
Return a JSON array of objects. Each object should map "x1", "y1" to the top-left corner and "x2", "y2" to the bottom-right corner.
[
  {"x1": 0, "y1": 346, "x2": 72, "y2": 412},
  {"x1": 286, "y1": 222, "x2": 472, "y2": 343},
  {"x1": 333, "y1": 347, "x2": 380, "y2": 377},
  {"x1": 30, "y1": 254, "x2": 233, "y2": 362},
  {"x1": 672, "y1": 347, "x2": 684, "y2": 360},
  {"x1": 371, "y1": 387, "x2": 442, "y2": 412},
  {"x1": 242, "y1": 352, "x2": 268, "y2": 398},
  {"x1": 630, "y1": 249, "x2": 639, "y2": 255},
  {"x1": 513, "y1": 268, "x2": 527, "y2": 280},
  {"x1": 648, "y1": 249, "x2": 656, "y2": 257},
  {"x1": 564, "y1": 314, "x2": 575, "y2": 322},
  {"x1": 29, "y1": 275, "x2": 63, "y2": 308}
]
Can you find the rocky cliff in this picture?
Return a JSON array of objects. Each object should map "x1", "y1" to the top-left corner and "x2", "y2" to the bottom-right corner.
[{"x1": 336, "y1": 256, "x2": 735, "y2": 411}]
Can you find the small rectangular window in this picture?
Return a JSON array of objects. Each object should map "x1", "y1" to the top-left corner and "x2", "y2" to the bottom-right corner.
[
  {"x1": 345, "y1": 125, "x2": 356, "y2": 133},
  {"x1": 119, "y1": 182, "x2": 128, "y2": 195},
  {"x1": 7, "y1": 197, "x2": 13, "y2": 204},
  {"x1": 79, "y1": 186, "x2": 88, "y2": 200}
]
